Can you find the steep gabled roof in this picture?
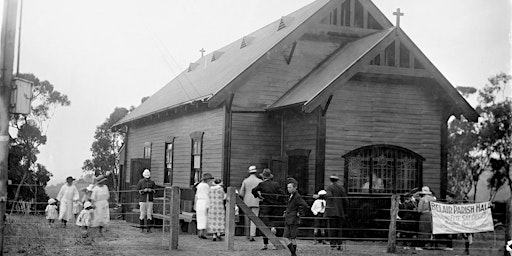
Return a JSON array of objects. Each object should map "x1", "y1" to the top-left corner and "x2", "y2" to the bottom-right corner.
[
  {"x1": 270, "y1": 27, "x2": 478, "y2": 121},
  {"x1": 270, "y1": 28, "x2": 395, "y2": 109},
  {"x1": 116, "y1": 0, "x2": 332, "y2": 126}
]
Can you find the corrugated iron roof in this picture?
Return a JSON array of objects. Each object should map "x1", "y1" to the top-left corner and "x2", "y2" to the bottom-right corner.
[{"x1": 115, "y1": 0, "x2": 330, "y2": 126}]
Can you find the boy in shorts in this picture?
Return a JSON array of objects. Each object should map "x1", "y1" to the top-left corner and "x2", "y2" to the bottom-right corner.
[{"x1": 283, "y1": 178, "x2": 309, "y2": 256}]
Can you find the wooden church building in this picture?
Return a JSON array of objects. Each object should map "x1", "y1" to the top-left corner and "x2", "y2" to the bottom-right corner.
[{"x1": 114, "y1": 0, "x2": 478, "y2": 204}]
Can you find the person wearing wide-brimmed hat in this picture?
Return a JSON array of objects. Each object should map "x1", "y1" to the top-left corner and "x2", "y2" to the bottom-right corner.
[
  {"x1": 137, "y1": 169, "x2": 156, "y2": 233},
  {"x1": 91, "y1": 174, "x2": 110, "y2": 233},
  {"x1": 56, "y1": 176, "x2": 79, "y2": 227},
  {"x1": 324, "y1": 174, "x2": 348, "y2": 250},
  {"x1": 251, "y1": 168, "x2": 286, "y2": 250},
  {"x1": 239, "y1": 165, "x2": 262, "y2": 241},
  {"x1": 195, "y1": 172, "x2": 214, "y2": 239},
  {"x1": 415, "y1": 185, "x2": 436, "y2": 250}
]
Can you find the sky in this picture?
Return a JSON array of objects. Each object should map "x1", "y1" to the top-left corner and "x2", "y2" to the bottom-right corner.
[{"x1": 1, "y1": 0, "x2": 510, "y2": 185}]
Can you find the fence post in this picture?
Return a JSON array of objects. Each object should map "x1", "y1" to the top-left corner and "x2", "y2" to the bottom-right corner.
[
  {"x1": 169, "y1": 186, "x2": 180, "y2": 250},
  {"x1": 387, "y1": 194, "x2": 399, "y2": 253},
  {"x1": 226, "y1": 187, "x2": 236, "y2": 250}
]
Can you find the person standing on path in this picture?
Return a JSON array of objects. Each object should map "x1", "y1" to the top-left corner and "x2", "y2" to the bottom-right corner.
[
  {"x1": 137, "y1": 169, "x2": 156, "y2": 233},
  {"x1": 207, "y1": 178, "x2": 226, "y2": 241},
  {"x1": 239, "y1": 165, "x2": 262, "y2": 241},
  {"x1": 56, "y1": 176, "x2": 79, "y2": 227},
  {"x1": 91, "y1": 174, "x2": 110, "y2": 234},
  {"x1": 251, "y1": 169, "x2": 286, "y2": 250},
  {"x1": 324, "y1": 174, "x2": 348, "y2": 250},
  {"x1": 195, "y1": 172, "x2": 214, "y2": 239},
  {"x1": 283, "y1": 178, "x2": 309, "y2": 256}
]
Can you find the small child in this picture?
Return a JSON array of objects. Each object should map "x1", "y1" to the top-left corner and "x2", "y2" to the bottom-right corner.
[
  {"x1": 73, "y1": 200, "x2": 83, "y2": 220},
  {"x1": 45, "y1": 198, "x2": 58, "y2": 225},
  {"x1": 311, "y1": 190, "x2": 327, "y2": 244},
  {"x1": 76, "y1": 201, "x2": 94, "y2": 229}
]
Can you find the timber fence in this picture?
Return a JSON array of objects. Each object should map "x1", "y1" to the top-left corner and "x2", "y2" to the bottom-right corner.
[{"x1": 2, "y1": 185, "x2": 509, "y2": 255}]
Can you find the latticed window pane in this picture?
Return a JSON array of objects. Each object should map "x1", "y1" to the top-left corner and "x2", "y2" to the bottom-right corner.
[{"x1": 344, "y1": 145, "x2": 422, "y2": 194}]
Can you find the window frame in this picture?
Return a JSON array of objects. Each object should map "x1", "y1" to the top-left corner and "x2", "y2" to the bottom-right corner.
[
  {"x1": 164, "y1": 137, "x2": 175, "y2": 184},
  {"x1": 342, "y1": 144, "x2": 424, "y2": 195},
  {"x1": 189, "y1": 131, "x2": 204, "y2": 186},
  {"x1": 143, "y1": 142, "x2": 152, "y2": 159}
]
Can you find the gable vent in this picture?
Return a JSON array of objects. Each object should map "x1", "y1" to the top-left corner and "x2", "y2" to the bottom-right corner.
[
  {"x1": 211, "y1": 51, "x2": 224, "y2": 62},
  {"x1": 278, "y1": 17, "x2": 286, "y2": 31},
  {"x1": 240, "y1": 36, "x2": 255, "y2": 49},
  {"x1": 188, "y1": 62, "x2": 200, "y2": 72}
]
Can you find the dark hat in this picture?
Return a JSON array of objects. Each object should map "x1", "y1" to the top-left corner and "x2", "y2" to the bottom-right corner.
[
  {"x1": 66, "y1": 176, "x2": 75, "y2": 181},
  {"x1": 261, "y1": 169, "x2": 273, "y2": 179},
  {"x1": 96, "y1": 175, "x2": 107, "y2": 183},
  {"x1": 201, "y1": 173, "x2": 214, "y2": 181}
]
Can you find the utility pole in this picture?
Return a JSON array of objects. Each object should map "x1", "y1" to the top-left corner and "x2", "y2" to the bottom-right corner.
[{"x1": 0, "y1": 0, "x2": 19, "y2": 255}]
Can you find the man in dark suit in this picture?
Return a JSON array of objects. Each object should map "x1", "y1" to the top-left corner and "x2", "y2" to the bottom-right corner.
[
  {"x1": 324, "y1": 174, "x2": 348, "y2": 250},
  {"x1": 283, "y1": 178, "x2": 308, "y2": 256},
  {"x1": 252, "y1": 169, "x2": 286, "y2": 250}
]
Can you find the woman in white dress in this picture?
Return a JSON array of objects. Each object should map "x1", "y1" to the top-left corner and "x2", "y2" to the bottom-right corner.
[
  {"x1": 91, "y1": 175, "x2": 110, "y2": 233},
  {"x1": 195, "y1": 173, "x2": 214, "y2": 239}
]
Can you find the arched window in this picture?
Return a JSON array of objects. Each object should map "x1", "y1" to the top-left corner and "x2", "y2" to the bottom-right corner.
[{"x1": 343, "y1": 145, "x2": 424, "y2": 194}]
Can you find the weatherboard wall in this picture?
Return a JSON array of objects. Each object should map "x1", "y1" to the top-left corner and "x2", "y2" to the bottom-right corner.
[
  {"x1": 325, "y1": 80, "x2": 443, "y2": 194},
  {"x1": 125, "y1": 107, "x2": 225, "y2": 188}
]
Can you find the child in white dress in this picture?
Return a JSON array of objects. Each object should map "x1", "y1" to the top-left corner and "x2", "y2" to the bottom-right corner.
[
  {"x1": 45, "y1": 198, "x2": 58, "y2": 225},
  {"x1": 311, "y1": 190, "x2": 327, "y2": 244},
  {"x1": 76, "y1": 201, "x2": 94, "y2": 229}
]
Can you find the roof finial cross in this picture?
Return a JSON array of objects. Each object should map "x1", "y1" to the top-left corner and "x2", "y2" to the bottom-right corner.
[
  {"x1": 199, "y1": 48, "x2": 206, "y2": 57},
  {"x1": 393, "y1": 8, "x2": 404, "y2": 27}
]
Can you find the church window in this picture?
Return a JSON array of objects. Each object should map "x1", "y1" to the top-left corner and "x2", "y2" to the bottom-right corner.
[
  {"x1": 384, "y1": 42, "x2": 395, "y2": 67},
  {"x1": 399, "y1": 42, "x2": 411, "y2": 68},
  {"x1": 190, "y1": 131, "x2": 204, "y2": 186},
  {"x1": 340, "y1": 0, "x2": 350, "y2": 26},
  {"x1": 164, "y1": 137, "x2": 174, "y2": 184},
  {"x1": 143, "y1": 142, "x2": 152, "y2": 159},
  {"x1": 343, "y1": 145, "x2": 423, "y2": 194},
  {"x1": 354, "y1": 0, "x2": 364, "y2": 28}
]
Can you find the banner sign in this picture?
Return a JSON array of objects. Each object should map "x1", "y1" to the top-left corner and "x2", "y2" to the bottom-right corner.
[{"x1": 431, "y1": 202, "x2": 494, "y2": 234}]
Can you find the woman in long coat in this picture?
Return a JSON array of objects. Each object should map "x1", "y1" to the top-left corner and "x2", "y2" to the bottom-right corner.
[
  {"x1": 207, "y1": 179, "x2": 226, "y2": 241},
  {"x1": 416, "y1": 186, "x2": 436, "y2": 250},
  {"x1": 91, "y1": 175, "x2": 110, "y2": 233},
  {"x1": 195, "y1": 173, "x2": 214, "y2": 239}
]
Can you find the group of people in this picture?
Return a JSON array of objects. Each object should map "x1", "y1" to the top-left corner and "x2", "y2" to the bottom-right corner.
[
  {"x1": 397, "y1": 185, "x2": 471, "y2": 254},
  {"x1": 194, "y1": 173, "x2": 226, "y2": 241},
  {"x1": 240, "y1": 166, "x2": 348, "y2": 256},
  {"x1": 45, "y1": 175, "x2": 110, "y2": 233}
]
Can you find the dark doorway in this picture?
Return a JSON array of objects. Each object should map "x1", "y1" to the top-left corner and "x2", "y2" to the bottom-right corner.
[
  {"x1": 128, "y1": 158, "x2": 151, "y2": 211},
  {"x1": 286, "y1": 149, "x2": 311, "y2": 195}
]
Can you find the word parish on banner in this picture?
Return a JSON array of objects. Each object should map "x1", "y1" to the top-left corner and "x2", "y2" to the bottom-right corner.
[{"x1": 431, "y1": 202, "x2": 494, "y2": 234}]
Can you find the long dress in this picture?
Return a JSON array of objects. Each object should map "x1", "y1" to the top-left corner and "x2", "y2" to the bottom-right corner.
[
  {"x1": 195, "y1": 182, "x2": 210, "y2": 230},
  {"x1": 417, "y1": 194, "x2": 436, "y2": 244},
  {"x1": 91, "y1": 185, "x2": 110, "y2": 227},
  {"x1": 207, "y1": 185, "x2": 226, "y2": 234},
  {"x1": 56, "y1": 184, "x2": 79, "y2": 221}
]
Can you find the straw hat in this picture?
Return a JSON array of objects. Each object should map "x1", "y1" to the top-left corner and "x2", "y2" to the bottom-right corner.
[
  {"x1": 142, "y1": 169, "x2": 151, "y2": 178},
  {"x1": 419, "y1": 186, "x2": 432, "y2": 195},
  {"x1": 318, "y1": 190, "x2": 327, "y2": 196},
  {"x1": 329, "y1": 174, "x2": 339, "y2": 180},
  {"x1": 48, "y1": 198, "x2": 56, "y2": 204}
]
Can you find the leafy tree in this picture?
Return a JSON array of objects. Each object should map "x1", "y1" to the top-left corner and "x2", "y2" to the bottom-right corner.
[
  {"x1": 448, "y1": 73, "x2": 511, "y2": 199},
  {"x1": 82, "y1": 107, "x2": 128, "y2": 203},
  {"x1": 8, "y1": 73, "x2": 70, "y2": 213}
]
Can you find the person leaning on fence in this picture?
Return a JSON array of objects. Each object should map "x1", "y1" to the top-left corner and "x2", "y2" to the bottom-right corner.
[
  {"x1": 311, "y1": 189, "x2": 327, "y2": 244},
  {"x1": 415, "y1": 185, "x2": 436, "y2": 251},
  {"x1": 208, "y1": 178, "x2": 226, "y2": 241},
  {"x1": 56, "y1": 176, "x2": 80, "y2": 227},
  {"x1": 195, "y1": 172, "x2": 214, "y2": 239},
  {"x1": 45, "y1": 198, "x2": 58, "y2": 226},
  {"x1": 239, "y1": 165, "x2": 262, "y2": 242},
  {"x1": 397, "y1": 191, "x2": 418, "y2": 248},
  {"x1": 324, "y1": 174, "x2": 348, "y2": 251},
  {"x1": 91, "y1": 174, "x2": 110, "y2": 234},
  {"x1": 283, "y1": 178, "x2": 309, "y2": 256},
  {"x1": 251, "y1": 168, "x2": 286, "y2": 250},
  {"x1": 137, "y1": 169, "x2": 156, "y2": 233}
]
